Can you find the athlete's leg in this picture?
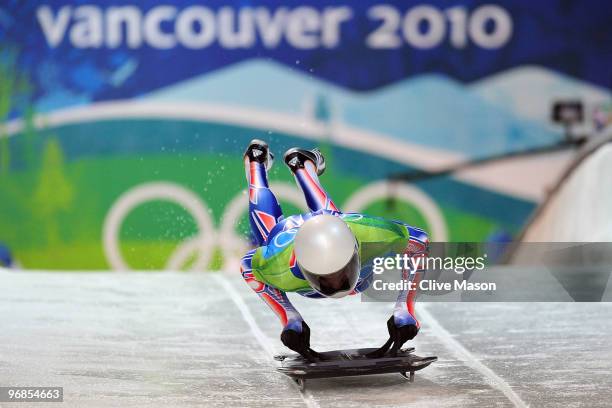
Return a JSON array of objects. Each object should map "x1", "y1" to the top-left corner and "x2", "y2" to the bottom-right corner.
[
  {"x1": 284, "y1": 148, "x2": 340, "y2": 212},
  {"x1": 244, "y1": 140, "x2": 283, "y2": 245}
]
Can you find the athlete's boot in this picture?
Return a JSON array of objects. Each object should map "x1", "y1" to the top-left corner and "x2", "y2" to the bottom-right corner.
[
  {"x1": 283, "y1": 147, "x2": 326, "y2": 176},
  {"x1": 244, "y1": 139, "x2": 274, "y2": 171}
]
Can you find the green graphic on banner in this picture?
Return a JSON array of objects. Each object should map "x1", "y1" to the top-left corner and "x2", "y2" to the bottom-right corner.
[{"x1": 0, "y1": 114, "x2": 526, "y2": 270}]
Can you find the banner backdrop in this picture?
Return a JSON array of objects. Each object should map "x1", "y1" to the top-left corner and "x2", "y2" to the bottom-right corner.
[{"x1": 1, "y1": 0, "x2": 611, "y2": 270}]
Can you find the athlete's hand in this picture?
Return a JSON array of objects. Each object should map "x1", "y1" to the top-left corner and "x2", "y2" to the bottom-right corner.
[
  {"x1": 366, "y1": 316, "x2": 419, "y2": 358},
  {"x1": 387, "y1": 316, "x2": 419, "y2": 355},
  {"x1": 280, "y1": 321, "x2": 322, "y2": 362}
]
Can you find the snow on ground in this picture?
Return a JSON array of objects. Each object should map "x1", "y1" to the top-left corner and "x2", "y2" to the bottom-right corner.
[{"x1": 1, "y1": 271, "x2": 611, "y2": 407}]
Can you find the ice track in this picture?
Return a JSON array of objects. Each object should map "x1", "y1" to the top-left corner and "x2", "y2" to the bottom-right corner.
[{"x1": 1, "y1": 271, "x2": 611, "y2": 407}]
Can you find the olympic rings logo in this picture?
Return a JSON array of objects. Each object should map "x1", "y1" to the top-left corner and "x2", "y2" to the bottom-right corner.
[{"x1": 102, "y1": 180, "x2": 448, "y2": 271}]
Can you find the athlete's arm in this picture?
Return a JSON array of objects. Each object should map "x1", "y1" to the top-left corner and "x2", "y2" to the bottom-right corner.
[
  {"x1": 240, "y1": 250, "x2": 320, "y2": 360},
  {"x1": 393, "y1": 223, "x2": 428, "y2": 327},
  {"x1": 240, "y1": 249, "x2": 304, "y2": 330},
  {"x1": 368, "y1": 221, "x2": 429, "y2": 357}
]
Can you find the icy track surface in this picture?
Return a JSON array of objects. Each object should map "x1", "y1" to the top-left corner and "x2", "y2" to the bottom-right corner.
[{"x1": 1, "y1": 271, "x2": 611, "y2": 407}]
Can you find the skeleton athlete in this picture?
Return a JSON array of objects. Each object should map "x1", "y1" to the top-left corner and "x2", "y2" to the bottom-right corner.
[{"x1": 240, "y1": 140, "x2": 429, "y2": 361}]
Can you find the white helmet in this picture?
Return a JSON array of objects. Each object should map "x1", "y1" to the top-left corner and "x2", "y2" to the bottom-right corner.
[{"x1": 294, "y1": 214, "x2": 360, "y2": 298}]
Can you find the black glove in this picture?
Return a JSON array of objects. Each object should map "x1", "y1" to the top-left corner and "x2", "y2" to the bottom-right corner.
[
  {"x1": 366, "y1": 316, "x2": 419, "y2": 358},
  {"x1": 280, "y1": 321, "x2": 322, "y2": 362}
]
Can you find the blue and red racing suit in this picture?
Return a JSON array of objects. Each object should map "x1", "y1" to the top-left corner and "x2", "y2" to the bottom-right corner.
[{"x1": 240, "y1": 155, "x2": 429, "y2": 336}]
